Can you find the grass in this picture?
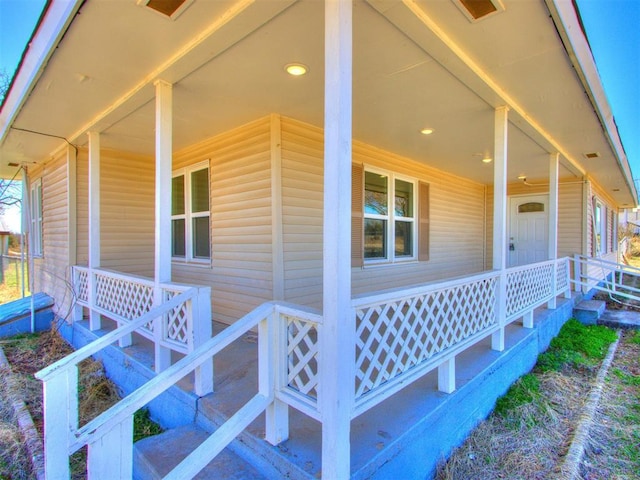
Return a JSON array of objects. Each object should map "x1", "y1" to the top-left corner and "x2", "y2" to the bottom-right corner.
[
  {"x1": 436, "y1": 318, "x2": 619, "y2": 480},
  {"x1": 0, "y1": 255, "x2": 29, "y2": 304},
  {"x1": 0, "y1": 329, "x2": 163, "y2": 478}
]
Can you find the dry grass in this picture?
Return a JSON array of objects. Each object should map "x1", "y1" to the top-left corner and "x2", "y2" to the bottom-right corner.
[
  {"x1": 0, "y1": 367, "x2": 34, "y2": 479},
  {"x1": 0, "y1": 256, "x2": 29, "y2": 305},
  {"x1": 580, "y1": 330, "x2": 640, "y2": 479},
  {"x1": 435, "y1": 371, "x2": 591, "y2": 480},
  {"x1": 0, "y1": 329, "x2": 122, "y2": 479}
]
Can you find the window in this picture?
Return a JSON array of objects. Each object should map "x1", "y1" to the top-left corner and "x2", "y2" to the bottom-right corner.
[
  {"x1": 352, "y1": 164, "x2": 429, "y2": 266},
  {"x1": 30, "y1": 178, "x2": 43, "y2": 257},
  {"x1": 172, "y1": 162, "x2": 210, "y2": 262},
  {"x1": 593, "y1": 199, "x2": 607, "y2": 255}
]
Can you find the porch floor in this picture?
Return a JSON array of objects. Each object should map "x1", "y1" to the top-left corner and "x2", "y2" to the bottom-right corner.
[{"x1": 70, "y1": 293, "x2": 577, "y2": 479}]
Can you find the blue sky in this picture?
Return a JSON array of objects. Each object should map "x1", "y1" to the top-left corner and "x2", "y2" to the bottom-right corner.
[{"x1": 0, "y1": 0, "x2": 639, "y2": 188}]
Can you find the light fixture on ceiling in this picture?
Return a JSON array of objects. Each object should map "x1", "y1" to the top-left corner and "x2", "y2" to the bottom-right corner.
[
  {"x1": 285, "y1": 63, "x2": 308, "y2": 76},
  {"x1": 517, "y1": 175, "x2": 527, "y2": 181},
  {"x1": 420, "y1": 128, "x2": 434, "y2": 135},
  {"x1": 482, "y1": 156, "x2": 492, "y2": 163}
]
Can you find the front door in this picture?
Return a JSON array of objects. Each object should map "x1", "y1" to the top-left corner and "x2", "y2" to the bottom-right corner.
[{"x1": 508, "y1": 195, "x2": 549, "y2": 267}]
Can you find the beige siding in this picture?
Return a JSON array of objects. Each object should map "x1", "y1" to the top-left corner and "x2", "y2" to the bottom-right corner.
[
  {"x1": 280, "y1": 117, "x2": 487, "y2": 307},
  {"x1": 101, "y1": 150, "x2": 155, "y2": 276},
  {"x1": 172, "y1": 117, "x2": 273, "y2": 324},
  {"x1": 75, "y1": 148, "x2": 155, "y2": 276},
  {"x1": 485, "y1": 180, "x2": 585, "y2": 267},
  {"x1": 31, "y1": 154, "x2": 72, "y2": 318}
]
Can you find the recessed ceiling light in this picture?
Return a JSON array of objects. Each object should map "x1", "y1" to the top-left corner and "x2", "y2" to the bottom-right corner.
[
  {"x1": 517, "y1": 175, "x2": 527, "y2": 181},
  {"x1": 420, "y1": 128, "x2": 434, "y2": 135},
  {"x1": 285, "y1": 64, "x2": 308, "y2": 76},
  {"x1": 482, "y1": 157, "x2": 492, "y2": 163}
]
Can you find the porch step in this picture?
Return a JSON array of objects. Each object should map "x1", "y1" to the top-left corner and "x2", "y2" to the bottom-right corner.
[
  {"x1": 0, "y1": 293, "x2": 54, "y2": 337},
  {"x1": 133, "y1": 424, "x2": 268, "y2": 480},
  {"x1": 573, "y1": 300, "x2": 606, "y2": 325},
  {"x1": 598, "y1": 310, "x2": 640, "y2": 330}
]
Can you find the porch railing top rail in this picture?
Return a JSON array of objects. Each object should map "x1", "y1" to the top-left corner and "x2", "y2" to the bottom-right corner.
[{"x1": 36, "y1": 288, "x2": 196, "y2": 381}]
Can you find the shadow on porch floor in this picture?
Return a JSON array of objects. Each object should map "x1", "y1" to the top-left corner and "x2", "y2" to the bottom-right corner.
[{"x1": 68, "y1": 294, "x2": 576, "y2": 479}]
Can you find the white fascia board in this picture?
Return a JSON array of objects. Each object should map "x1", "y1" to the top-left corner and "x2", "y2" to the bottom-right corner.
[
  {"x1": 0, "y1": 0, "x2": 84, "y2": 145},
  {"x1": 546, "y1": 0, "x2": 638, "y2": 205}
]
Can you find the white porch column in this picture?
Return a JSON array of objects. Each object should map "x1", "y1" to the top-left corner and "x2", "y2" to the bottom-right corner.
[
  {"x1": 87, "y1": 131, "x2": 101, "y2": 330},
  {"x1": 548, "y1": 152, "x2": 559, "y2": 309},
  {"x1": 492, "y1": 106, "x2": 509, "y2": 351},
  {"x1": 321, "y1": 0, "x2": 353, "y2": 478},
  {"x1": 154, "y1": 80, "x2": 173, "y2": 372}
]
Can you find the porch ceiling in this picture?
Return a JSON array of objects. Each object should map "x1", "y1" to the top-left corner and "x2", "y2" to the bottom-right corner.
[{"x1": 0, "y1": 0, "x2": 635, "y2": 205}]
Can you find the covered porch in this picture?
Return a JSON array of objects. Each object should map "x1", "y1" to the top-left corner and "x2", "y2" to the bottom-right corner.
[{"x1": 1, "y1": 0, "x2": 635, "y2": 478}]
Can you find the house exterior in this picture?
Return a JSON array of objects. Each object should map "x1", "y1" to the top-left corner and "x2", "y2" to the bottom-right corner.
[{"x1": 0, "y1": 0, "x2": 636, "y2": 478}]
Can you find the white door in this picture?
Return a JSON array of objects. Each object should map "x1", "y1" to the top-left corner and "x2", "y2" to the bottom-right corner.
[{"x1": 508, "y1": 195, "x2": 549, "y2": 267}]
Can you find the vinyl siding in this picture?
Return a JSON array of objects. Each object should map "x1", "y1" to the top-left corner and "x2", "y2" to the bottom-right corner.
[
  {"x1": 485, "y1": 180, "x2": 585, "y2": 268},
  {"x1": 31, "y1": 153, "x2": 72, "y2": 318},
  {"x1": 280, "y1": 117, "x2": 487, "y2": 308},
  {"x1": 172, "y1": 117, "x2": 273, "y2": 324}
]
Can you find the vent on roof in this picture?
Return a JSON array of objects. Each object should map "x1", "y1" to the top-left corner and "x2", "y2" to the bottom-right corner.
[
  {"x1": 454, "y1": 0, "x2": 505, "y2": 22},
  {"x1": 584, "y1": 152, "x2": 600, "y2": 159},
  {"x1": 139, "y1": 0, "x2": 192, "y2": 19}
]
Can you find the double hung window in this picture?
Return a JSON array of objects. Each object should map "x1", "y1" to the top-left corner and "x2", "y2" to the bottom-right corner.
[
  {"x1": 30, "y1": 178, "x2": 43, "y2": 257},
  {"x1": 363, "y1": 169, "x2": 417, "y2": 263},
  {"x1": 172, "y1": 162, "x2": 210, "y2": 263}
]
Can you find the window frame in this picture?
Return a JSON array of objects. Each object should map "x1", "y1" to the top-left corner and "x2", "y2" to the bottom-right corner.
[
  {"x1": 30, "y1": 178, "x2": 43, "y2": 258},
  {"x1": 363, "y1": 166, "x2": 418, "y2": 265},
  {"x1": 171, "y1": 160, "x2": 211, "y2": 265}
]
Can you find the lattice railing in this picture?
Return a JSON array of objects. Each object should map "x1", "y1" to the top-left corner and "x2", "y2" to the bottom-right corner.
[
  {"x1": 505, "y1": 261, "x2": 554, "y2": 320},
  {"x1": 353, "y1": 272, "x2": 499, "y2": 405},
  {"x1": 556, "y1": 257, "x2": 570, "y2": 294},
  {"x1": 72, "y1": 266, "x2": 210, "y2": 359}
]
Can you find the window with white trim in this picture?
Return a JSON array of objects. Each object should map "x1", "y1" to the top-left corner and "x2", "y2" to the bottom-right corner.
[
  {"x1": 363, "y1": 169, "x2": 416, "y2": 263},
  {"x1": 30, "y1": 178, "x2": 43, "y2": 257},
  {"x1": 172, "y1": 162, "x2": 210, "y2": 262}
]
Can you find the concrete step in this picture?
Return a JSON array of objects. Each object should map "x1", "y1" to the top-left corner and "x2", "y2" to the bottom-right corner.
[
  {"x1": 598, "y1": 309, "x2": 640, "y2": 329},
  {"x1": 133, "y1": 424, "x2": 268, "y2": 480},
  {"x1": 573, "y1": 300, "x2": 606, "y2": 325},
  {"x1": 0, "y1": 293, "x2": 54, "y2": 337}
]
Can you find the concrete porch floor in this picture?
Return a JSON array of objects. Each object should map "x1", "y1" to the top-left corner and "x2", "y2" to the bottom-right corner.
[{"x1": 63, "y1": 293, "x2": 577, "y2": 479}]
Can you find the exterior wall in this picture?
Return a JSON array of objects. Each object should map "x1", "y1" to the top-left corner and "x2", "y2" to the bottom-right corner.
[
  {"x1": 172, "y1": 117, "x2": 273, "y2": 325},
  {"x1": 585, "y1": 179, "x2": 619, "y2": 285},
  {"x1": 485, "y1": 179, "x2": 585, "y2": 268},
  {"x1": 280, "y1": 117, "x2": 487, "y2": 308},
  {"x1": 76, "y1": 148, "x2": 155, "y2": 276},
  {"x1": 30, "y1": 153, "x2": 72, "y2": 319}
]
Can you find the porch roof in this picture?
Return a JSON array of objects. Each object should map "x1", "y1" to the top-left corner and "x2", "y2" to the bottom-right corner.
[{"x1": 0, "y1": 0, "x2": 636, "y2": 205}]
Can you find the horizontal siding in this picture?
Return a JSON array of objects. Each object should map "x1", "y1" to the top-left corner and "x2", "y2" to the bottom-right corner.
[
  {"x1": 31, "y1": 154, "x2": 72, "y2": 318},
  {"x1": 172, "y1": 117, "x2": 273, "y2": 324},
  {"x1": 100, "y1": 150, "x2": 155, "y2": 276},
  {"x1": 486, "y1": 180, "x2": 585, "y2": 268},
  {"x1": 280, "y1": 117, "x2": 487, "y2": 307}
]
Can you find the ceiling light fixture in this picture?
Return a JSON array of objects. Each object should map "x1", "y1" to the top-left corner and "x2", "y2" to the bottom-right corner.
[
  {"x1": 420, "y1": 128, "x2": 434, "y2": 135},
  {"x1": 285, "y1": 63, "x2": 308, "y2": 76},
  {"x1": 518, "y1": 175, "x2": 527, "y2": 181},
  {"x1": 482, "y1": 157, "x2": 492, "y2": 163}
]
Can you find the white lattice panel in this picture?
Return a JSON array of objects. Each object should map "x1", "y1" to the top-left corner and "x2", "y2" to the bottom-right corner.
[
  {"x1": 556, "y1": 259, "x2": 569, "y2": 293},
  {"x1": 163, "y1": 289, "x2": 189, "y2": 346},
  {"x1": 95, "y1": 274, "x2": 154, "y2": 322},
  {"x1": 75, "y1": 269, "x2": 89, "y2": 303},
  {"x1": 354, "y1": 277, "x2": 497, "y2": 399},
  {"x1": 286, "y1": 315, "x2": 319, "y2": 400},
  {"x1": 506, "y1": 263, "x2": 553, "y2": 317}
]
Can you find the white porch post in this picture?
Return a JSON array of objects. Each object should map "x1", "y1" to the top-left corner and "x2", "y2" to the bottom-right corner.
[
  {"x1": 492, "y1": 106, "x2": 509, "y2": 351},
  {"x1": 87, "y1": 131, "x2": 102, "y2": 331},
  {"x1": 321, "y1": 0, "x2": 353, "y2": 478},
  {"x1": 153, "y1": 79, "x2": 173, "y2": 372},
  {"x1": 548, "y1": 152, "x2": 559, "y2": 309}
]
